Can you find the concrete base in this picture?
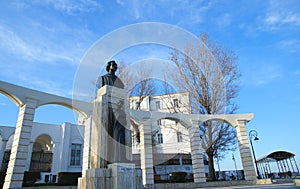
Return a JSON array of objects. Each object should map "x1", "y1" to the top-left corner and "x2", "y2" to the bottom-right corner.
[
  {"x1": 294, "y1": 179, "x2": 300, "y2": 186},
  {"x1": 78, "y1": 163, "x2": 142, "y2": 189},
  {"x1": 256, "y1": 179, "x2": 272, "y2": 185}
]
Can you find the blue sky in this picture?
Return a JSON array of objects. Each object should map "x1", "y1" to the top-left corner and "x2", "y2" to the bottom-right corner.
[{"x1": 0, "y1": 0, "x2": 300, "y2": 171}]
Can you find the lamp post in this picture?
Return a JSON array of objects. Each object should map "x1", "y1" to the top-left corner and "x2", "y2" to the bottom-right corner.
[
  {"x1": 249, "y1": 130, "x2": 261, "y2": 179},
  {"x1": 232, "y1": 154, "x2": 238, "y2": 180}
]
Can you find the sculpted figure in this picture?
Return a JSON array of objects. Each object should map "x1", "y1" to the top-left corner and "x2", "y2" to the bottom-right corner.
[{"x1": 97, "y1": 60, "x2": 124, "y2": 89}]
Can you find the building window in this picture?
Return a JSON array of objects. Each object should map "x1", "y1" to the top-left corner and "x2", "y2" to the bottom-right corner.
[
  {"x1": 70, "y1": 143, "x2": 81, "y2": 166},
  {"x1": 135, "y1": 101, "x2": 139, "y2": 110},
  {"x1": 173, "y1": 98, "x2": 179, "y2": 107},
  {"x1": 155, "y1": 101, "x2": 160, "y2": 109},
  {"x1": 157, "y1": 133, "x2": 163, "y2": 144},
  {"x1": 157, "y1": 119, "x2": 161, "y2": 126},
  {"x1": 177, "y1": 132, "x2": 183, "y2": 142}
]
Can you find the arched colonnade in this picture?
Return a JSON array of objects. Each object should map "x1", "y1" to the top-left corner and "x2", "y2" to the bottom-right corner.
[
  {"x1": 0, "y1": 80, "x2": 91, "y2": 189},
  {"x1": 129, "y1": 110, "x2": 256, "y2": 185},
  {"x1": 0, "y1": 80, "x2": 256, "y2": 188}
]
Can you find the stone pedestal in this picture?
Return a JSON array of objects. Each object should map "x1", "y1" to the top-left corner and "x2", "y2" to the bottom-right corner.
[
  {"x1": 109, "y1": 163, "x2": 142, "y2": 189},
  {"x1": 90, "y1": 85, "x2": 132, "y2": 169},
  {"x1": 78, "y1": 163, "x2": 142, "y2": 189},
  {"x1": 78, "y1": 168, "x2": 111, "y2": 189},
  {"x1": 78, "y1": 86, "x2": 142, "y2": 189}
]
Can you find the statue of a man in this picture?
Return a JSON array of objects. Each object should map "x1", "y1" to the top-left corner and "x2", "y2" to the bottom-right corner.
[
  {"x1": 96, "y1": 60, "x2": 129, "y2": 164},
  {"x1": 96, "y1": 60, "x2": 124, "y2": 89}
]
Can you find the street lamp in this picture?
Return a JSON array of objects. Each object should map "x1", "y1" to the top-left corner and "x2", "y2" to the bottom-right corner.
[
  {"x1": 249, "y1": 130, "x2": 261, "y2": 179},
  {"x1": 232, "y1": 154, "x2": 238, "y2": 180}
]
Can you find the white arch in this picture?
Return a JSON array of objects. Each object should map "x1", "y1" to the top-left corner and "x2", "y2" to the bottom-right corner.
[
  {"x1": 0, "y1": 80, "x2": 92, "y2": 118},
  {"x1": 130, "y1": 109, "x2": 253, "y2": 129}
]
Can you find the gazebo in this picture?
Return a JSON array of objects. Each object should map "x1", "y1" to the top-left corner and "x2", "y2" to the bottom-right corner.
[{"x1": 257, "y1": 151, "x2": 299, "y2": 179}]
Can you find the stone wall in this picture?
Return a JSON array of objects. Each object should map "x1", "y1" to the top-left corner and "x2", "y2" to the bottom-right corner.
[{"x1": 146, "y1": 180, "x2": 256, "y2": 189}]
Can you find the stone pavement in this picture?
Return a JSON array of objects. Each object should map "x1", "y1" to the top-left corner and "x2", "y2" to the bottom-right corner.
[
  {"x1": 26, "y1": 186, "x2": 77, "y2": 189},
  {"x1": 198, "y1": 183, "x2": 300, "y2": 189}
]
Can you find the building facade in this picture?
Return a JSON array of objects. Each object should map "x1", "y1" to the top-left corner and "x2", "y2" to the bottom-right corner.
[
  {"x1": 129, "y1": 92, "x2": 209, "y2": 181},
  {"x1": 0, "y1": 123, "x2": 84, "y2": 184}
]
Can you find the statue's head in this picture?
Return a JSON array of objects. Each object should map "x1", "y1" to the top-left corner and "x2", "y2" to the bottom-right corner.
[{"x1": 106, "y1": 60, "x2": 117, "y2": 73}]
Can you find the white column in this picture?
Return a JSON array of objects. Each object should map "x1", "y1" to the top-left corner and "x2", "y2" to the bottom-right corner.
[
  {"x1": 59, "y1": 123, "x2": 71, "y2": 172},
  {"x1": 3, "y1": 98, "x2": 37, "y2": 189},
  {"x1": 51, "y1": 141, "x2": 60, "y2": 175},
  {"x1": 0, "y1": 139, "x2": 8, "y2": 167},
  {"x1": 81, "y1": 116, "x2": 92, "y2": 177},
  {"x1": 139, "y1": 121, "x2": 154, "y2": 186},
  {"x1": 188, "y1": 120, "x2": 206, "y2": 183},
  {"x1": 236, "y1": 120, "x2": 256, "y2": 180}
]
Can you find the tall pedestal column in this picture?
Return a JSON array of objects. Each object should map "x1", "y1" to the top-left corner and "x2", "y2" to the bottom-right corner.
[
  {"x1": 236, "y1": 120, "x2": 256, "y2": 180},
  {"x1": 188, "y1": 121, "x2": 206, "y2": 183},
  {"x1": 139, "y1": 121, "x2": 154, "y2": 186},
  {"x1": 3, "y1": 98, "x2": 37, "y2": 189},
  {"x1": 78, "y1": 86, "x2": 141, "y2": 189},
  {"x1": 90, "y1": 86, "x2": 132, "y2": 169}
]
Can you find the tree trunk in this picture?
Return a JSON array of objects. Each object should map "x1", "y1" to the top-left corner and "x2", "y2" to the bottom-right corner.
[{"x1": 207, "y1": 149, "x2": 216, "y2": 181}]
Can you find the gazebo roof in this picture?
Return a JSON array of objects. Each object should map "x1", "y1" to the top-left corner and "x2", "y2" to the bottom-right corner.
[{"x1": 257, "y1": 151, "x2": 295, "y2": 163}]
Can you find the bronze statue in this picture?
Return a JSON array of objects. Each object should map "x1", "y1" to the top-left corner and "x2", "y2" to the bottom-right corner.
[{"x1": 97, "y1": 60, "x2": 124, "y2": 89}]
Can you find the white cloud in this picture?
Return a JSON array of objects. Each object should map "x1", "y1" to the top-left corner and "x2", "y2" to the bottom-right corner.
[
  {"x1": 0, "y1": 23, "x2": 75, "y2": 63},
  {"x1": 115, "y1": 0, "x2": 213, "y2": 24},
  {"x1": 216, "y1": 13, "x2": 231, "y2": 28},
  {"x1": 277, "y1": 39, "x2": 300, "y2": 53},
  {"x1": 116, "y1": 0, "x2": 125, "y2": 6},
  {"x1": 262, "y1": 12, "x2": 300, "y2": 30},
  {"x1": 37, "y1": 0, "x2": 101, "y2": 14},
  {"x1": 17, "y1": 73, "x2": 73, "y2": 97},
  {"x1": 259, "y1": 0, "x2": 300, "y2": 31},
  {"x1": 250, "y1": 64, "x2": 282, "y2": 86}
]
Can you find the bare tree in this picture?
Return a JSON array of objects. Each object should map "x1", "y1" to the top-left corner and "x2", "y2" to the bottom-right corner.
[
  {"x1": 118, "y1": 62, "x2": 156, "y2": 109},
  {"x1": 169, "y1": 33, "x2": 241, "y2": 180},
  {"x1": 118, "y1": 62, "x2": 156, "y2": 143},
  {"x1": 131, "y1": 78, "x2": 156, "y2": 110}
]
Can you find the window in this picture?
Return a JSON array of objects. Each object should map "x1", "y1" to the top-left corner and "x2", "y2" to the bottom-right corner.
[
  {"x1": 157, "y1": 119, "x2": 162, "y2": 126},
  {"x1": 157, "y1": 133, "x2": 163, "y2": 144},
  {"x1": 177, "y1": 132, "x2": 183, "y2": 142},
  {"x1": 135, "y1": 101, "x2": 139, "y2": 110},
  {"x1": 70, "y1": 143, "x2": 82, "y2": 166},
  {"x1": 173, "y1": 98, "x2": 179, "y2": 107},
  {"x1": 155, "y1": 101, "x2": 160, "y2": 109}
]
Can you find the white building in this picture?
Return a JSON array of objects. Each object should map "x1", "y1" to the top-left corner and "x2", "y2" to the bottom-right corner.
[
  {"x1": 0, "y1": 123, "x2": 84, "y2": 185},
  {"x1": 130, "y1": 92, "x2": 209, "y2": 181}
]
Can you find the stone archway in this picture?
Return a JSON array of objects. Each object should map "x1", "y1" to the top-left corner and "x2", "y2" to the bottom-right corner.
[
  {"x1": 29, "y1": 134, "x2": 54, "y2": 172},
  {"x1": 130, "y1": 110, "x2": 256, "y2": 185},
  {"x1": 0, "y1": 80, "x2": 93, "y2": 189},
  {"x1": 198, "y1": 118, "x2": 241, "y2": 180}
]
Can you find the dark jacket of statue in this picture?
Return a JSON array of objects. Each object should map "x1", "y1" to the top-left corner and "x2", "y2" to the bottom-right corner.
[{"x1": 97, "y1": 73, "x2": 124, "y2": 89}]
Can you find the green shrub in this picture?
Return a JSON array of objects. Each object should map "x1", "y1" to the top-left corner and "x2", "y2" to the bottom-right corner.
[
  {"x1": 170, "y1": 172, "x2": 187, "y2": 182},
  {"x1": 22, "y1": 171, "x2": 41, "y2": 187},
  {"x1": 0, "y1": 171, "x2": 6, "y2": 188},
  {"x1": 58, "y1": 172, "x2": 81, "y2": 186}
]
